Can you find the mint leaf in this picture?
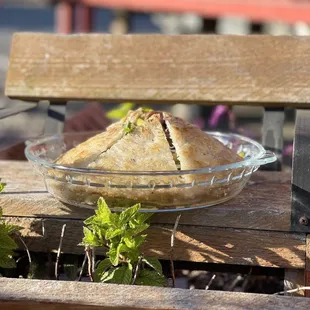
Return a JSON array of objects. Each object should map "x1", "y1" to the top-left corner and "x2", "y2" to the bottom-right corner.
[
  {"x1": 0, "y1": 182, "x2": 18, "y2": 269},
  {"x1": 4, "y1": 224, "x2": 22, "y2": 234},
  {"x1": 94, "y1": 258, "x2": 112, "y2": 282},
  {"x1": 124, "y1": 235, "x2": 146, "y2": 249},
  {"x1": 123, "y1": 121, "x2": 134, "y2": 134},
  {"x1": 119, "y1": 203, "x2": 140, "y2": 225},
  {"x1": 81, "y1": 227, "x2": 101, "y2": 247},
  {"x1": 106, "y1": 103, "x2": 135, "y2": 120},
  {"x1": 100, "y1": 268, "x2": 116, "y2": 282},
  {"x1": 135, "y1": 235, "x2": 147, "y2": 248},
  {"x1": 128, "y1": 213, "x2": 152, "y2": 229},
  {"x1": 125, "y1": 223, "x2": 149, "y2": 238},
  {"x1": 141, "y1": 107, "x2": 153, "y2": 112},
  {"x1": 135, "y1": 270, "x2": 166, "y2": 287},
  {"x1": 143, "y1": 257, "x2": 163, "y2": 274},
  {"x1": 102, "y1": 264, "x2": 133, "y2": 284},
  {"x1": 118, "y1": 243, "x2": 130, "y2": 252},
  {"x1": 105, "y1": 227, "x2": 123, "y2": 240},
  {"x1": 109, "y1": 213, "x2": 120, "y2": 227},
  {"x1": 96, "y1": 198, "x2": 111, "y2": 223},
  {"x1": 135, "y1": 212, "x2": 153, "y2": 225},
  {"x1": 0, "y1": 225, "x2": 17, "y2": 250},
  {"x1": 0, "y1": 182, "x2": 6, "y2": 193},
  {"x1": 108, "y1": 243, "x2": 123, "y2": 266},
  {"x1": 0, "y1": 250, "x2": 16, "y2": 268},
  {"x1": 124, "y1": 237, "x2": 135, "y2": 248}
]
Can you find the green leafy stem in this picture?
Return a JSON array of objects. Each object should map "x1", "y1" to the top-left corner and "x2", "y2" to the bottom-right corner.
[
  {"x1": 0, "y1": 181, "x2": 20, "y2": 269},
  {"x1": 81, "y1": 198, "x2": 166, "y2": 286}
]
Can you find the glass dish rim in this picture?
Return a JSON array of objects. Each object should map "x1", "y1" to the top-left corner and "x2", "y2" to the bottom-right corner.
[{"x1": 25, "y1": 131, "x2": 277, "y2": 176}]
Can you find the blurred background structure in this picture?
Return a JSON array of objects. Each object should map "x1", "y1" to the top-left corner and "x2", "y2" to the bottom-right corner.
[{"x1": 1, "y1": 0, "x2": 308, "y2": 163}]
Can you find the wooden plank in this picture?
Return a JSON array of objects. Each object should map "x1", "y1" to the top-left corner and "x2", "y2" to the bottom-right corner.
[
  {"x1": 291, "y1": 109, "x2": 310, "y2": 232},
  {"x1": 2, "y1": 278, "x2": 310, "y2": 310},
  {"x1": 75, "y1": 0, "x2": 310, "y2": 24},
  {"x1": 6, "y1": 33, "x2": 310, "y2": 106},
  {"x1": 0, "y1": 161, "x2": 292, "y2": 231},
  {"x1": 306, "y1": 234, "x2": 310, "y2": 297},
  {"x1": 3, "y1": 216, "x2": 306, "y2": 268},
  {"x1": 284, "y1": 269, "x2": 305, "y2": 296},
  {"x1": 0, "y1": 302, "x2": 100, "y2": 310}
]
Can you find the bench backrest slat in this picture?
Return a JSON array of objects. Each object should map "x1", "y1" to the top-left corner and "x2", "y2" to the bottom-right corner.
[{"x1": 5, "y1": 33, "x2": 310, "y2": 106}]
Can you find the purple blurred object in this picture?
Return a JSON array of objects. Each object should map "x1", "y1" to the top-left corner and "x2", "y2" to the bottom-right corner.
[
  {"x1": 194, "y1": 117, "x2": 205, "y2": 129},
  {"x1": 283, "y1": 144, "x2": 293, "y2": 157},
  {"x1": 209, "y1": 105, "x2": 229, "y2": 128}
]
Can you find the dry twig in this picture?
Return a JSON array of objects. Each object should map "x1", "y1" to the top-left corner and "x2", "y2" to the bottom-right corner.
[
  {"x1": 86, "y1": 246, "x2": 94, "y2": 282},
  {"x1": 274, "y1": 286, "x2": 310, "y2": 295},
  {"x1": 132, "y1": 256, "x2": 143, "y2": 285},
  {"x1": 205, "y1": 274, "x2": 216, "y2": 290},
  {"x1": 55, "y1": 224, "x2": 66, "y2": 280},
  {"x1": 170, "y1": 214, "x2": 181, "y2": 287},
  {"x1": 77, "y1": 253, "x2": 88, "y2": 281},
  {"x1": 15, "y1": 233, "x2": 32, "y2": 276}
]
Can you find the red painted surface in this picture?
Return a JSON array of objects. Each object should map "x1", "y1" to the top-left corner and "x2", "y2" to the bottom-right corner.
[
  {"x1": 55, "y1": 2, "x2": 74, "y2": 34},
  {"x1": 55, "y1": 0, "x2": 310, "y2": 33},
  {"x1": 75, "y1": 3, "x2": 93, "y2": 32},
  {"x1": 76, "y1": 0, "x2": 310, "y2": 24}
]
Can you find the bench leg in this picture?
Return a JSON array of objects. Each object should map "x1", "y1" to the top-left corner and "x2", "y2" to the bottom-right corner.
[
  {"x1": 291, "y1": 109, "x2": 310, "y2": 232},
  {"x1": 261, "y1": 108, "x2": 284, "y2": 171},
  {"x1": 43, "y1": 102, "x2": 67, "y2": 135},
  {"x1": 55, "y1": 1, "x2": 73, "y2": 34},
  {"x1": 109, "y1": 10, "x2": 130, "y2": 34},
  {"x1": 75, "y1": 3, "x2": 93, "y2": 33},
  {"x1": 307, "y1": 234, "x2": 310, "y2": 297},
  {"x1": 284, "y1": 269, "x2": 305, "y2": 296},
  {"x1": 284, "y1": 235, "x2": 310, "y2": 297}
]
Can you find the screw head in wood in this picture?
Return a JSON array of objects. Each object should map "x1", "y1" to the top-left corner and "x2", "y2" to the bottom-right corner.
[{"x1": 299, "y1": 216, "x2": 309, "y2": 226}]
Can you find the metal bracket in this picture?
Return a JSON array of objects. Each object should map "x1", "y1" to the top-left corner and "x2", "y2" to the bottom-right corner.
[
  {"x1": 291, "y1": 109, "x2": 310, "y2": 232},
  {"x1": 43, "y1": 101, "x2": 67, "y2": 135},
  {"x1": 261, "y1": 107, "x2": 284, "y2": 171},
  {"x1": 0, "y1": 102, "x2": 37, "y2": 119}
]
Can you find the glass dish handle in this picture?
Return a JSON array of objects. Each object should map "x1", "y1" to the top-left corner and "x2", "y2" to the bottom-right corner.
[{"x1": 251, "y1": 150, "x2": 277, "y2": 166}]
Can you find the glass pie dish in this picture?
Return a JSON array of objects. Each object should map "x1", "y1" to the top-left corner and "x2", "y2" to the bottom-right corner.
[{"x1": 25, "y1": 131, "x2": 276, "y2": 212}]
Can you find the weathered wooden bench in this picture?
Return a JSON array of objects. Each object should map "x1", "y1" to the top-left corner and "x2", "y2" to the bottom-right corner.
[{"x1": 1, "y1": 33, "x2": 310, "y2": 308}]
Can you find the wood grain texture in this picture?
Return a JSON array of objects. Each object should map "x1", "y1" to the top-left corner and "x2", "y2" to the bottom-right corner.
[
  {"x1": 1, "y1": 160, "x2": 305, "y2": 268},
  {"x1": 3, "y1": 216, "x2": 306, "y2": 268},
  {"x1": 284, "y1": 269, "x2": 305, "y2": 296},
  {"x1": 5, "y1": 33, "x2": 310, "y2": 106},
  {"x1": 2, "y1": 278, "x2": 310, "y2": 310},
  {"x1": 0, "y1": 161, "x2": 292, "y2": 231},
  {"x1": 306, "y1": 235, "x2": 310, "y2": 297},
  {"x1": 1, "y1": 302, "x2": 102, "y2": 310}
]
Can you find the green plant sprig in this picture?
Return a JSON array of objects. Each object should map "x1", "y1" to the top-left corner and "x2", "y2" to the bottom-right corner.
[
  {"x1": 81, "y1": 198, "x2": 166, "y2": 286},
  {"x1": 0, "y1": 181, "x2": 20, "y2": 269}
]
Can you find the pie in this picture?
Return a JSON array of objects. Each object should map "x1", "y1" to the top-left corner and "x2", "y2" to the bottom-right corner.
[{"x1": 49, "y1": 109, "x2": 243, "y2": 209}]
